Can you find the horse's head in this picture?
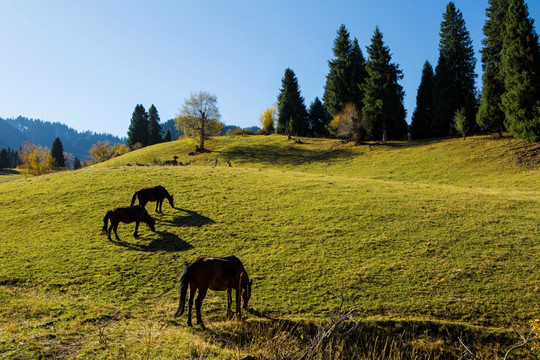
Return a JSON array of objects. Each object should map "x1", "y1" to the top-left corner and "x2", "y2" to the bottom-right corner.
[
  {"x1": 147, "y1": 216, "x2": 156, "y2": 232},
  {"x1": 241, "y1": 279, "x2": 252, "y2": 310},
  {"x1": 168, "y1": 195, "x2": 175, "y2": 209}
]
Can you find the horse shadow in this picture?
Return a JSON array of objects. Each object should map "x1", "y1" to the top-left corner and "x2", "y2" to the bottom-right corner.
[
  {"x1": 110, "y1": 231, "x2": 193, "y2": 252},
  {"x1": 167, "y1": 208, "x2": 216, "y2": 227}
]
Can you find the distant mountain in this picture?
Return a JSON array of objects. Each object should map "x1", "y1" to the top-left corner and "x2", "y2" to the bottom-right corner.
[{"x1": 0, "y1": 116, "x2": 126, "y2": 160}]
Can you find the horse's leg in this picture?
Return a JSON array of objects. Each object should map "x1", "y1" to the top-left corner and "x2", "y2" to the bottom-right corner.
[
  {"x1": 195, "y1": 287, "x2": 207, "y2": 327},
  {"x1": 110, "y1": 223, "x2": 120, "y2": 240},
  {"x1": 159, "y1": 199, "x2": 163, "y2": 213},
  {"x1": 155, "y1": 201, "x2": 159, "y2": 213},
  {"x1": 133, "y1": 221, "x2": 139, "y2": 238},
  {"x1": 235, "y1": 285, "x2": 242, "y2": 320},
  {"x1": 226, "y1": 288, "x2": 232, "y2": 319},
  {"x1": 187, "y1": 286, "x2": 196, "y2": 327}
]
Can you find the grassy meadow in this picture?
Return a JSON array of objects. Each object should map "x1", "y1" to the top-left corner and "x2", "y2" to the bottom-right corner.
[{"x1": 0, "y1": 134, "x2": 539, "y2": 359}]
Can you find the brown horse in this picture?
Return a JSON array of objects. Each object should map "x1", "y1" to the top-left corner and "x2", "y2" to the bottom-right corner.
[
  {"x1": 174, "y1": 256, "x2": 252, "y2": 327},
  {"x1": 102, "y1": 205, "x2": 156, "y2": 241},
  {"x1": 130, "y1": 185, "x2": 174, "y2": 213}
]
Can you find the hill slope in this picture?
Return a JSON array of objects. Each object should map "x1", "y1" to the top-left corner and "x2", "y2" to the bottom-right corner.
[{"x1": 0, "y1": 134, "x2": 538, "y2": 358}]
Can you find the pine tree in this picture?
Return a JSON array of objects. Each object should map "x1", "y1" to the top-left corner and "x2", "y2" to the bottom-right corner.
[
  {"x1": 163, "y1": 129, "x2": 172, "y2": 142},
  {"x1": 410, "y1": 61, "x2": 434, "y2": 139},
  {"x1": 147, "y1": 104, "x2": 162, "y2": 145},
  {"x1": 433, "y1": 2, "x2": 477, "y2": 137},
  {"x1": 73, "y1": 157, "x2": 82, "y2": 170},
  {"x1": 323, "y1": 25, "x2": 353, "y2": 117},
  {"x1": 0, "y1": 149, "x2": 8, "y2": 168},
  {"x1": 362, "y1": 27, "x2": 407, "y2": 141},
  {"x1": 127, "y1": 104, "x2": 149, "y2": 148},
  {"x1": 349, "y1": 38, "x2": 368, "y2": 110},
  {"x1": 51, "y1": 137, "x2": 66, "y2": 168},
  {"x1": 276, "y1": 68, "x2": 308, "y2": 138},
  {"x1": 477, "y1": 0, "x2": 508, "y2": 137},
  {"x1": 307, "y1": 97, "x2": 330, "y2": 137},
  {"x1": 323, "y1": 25, "x2": 367, "y2": 118},
  {"x1": 501, "y1": 0, "x2": 540, "y2": 142}
]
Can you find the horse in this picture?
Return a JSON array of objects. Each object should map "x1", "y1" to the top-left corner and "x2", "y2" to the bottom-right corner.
[
  {"x1": 130, "y1": 185, "x2": 174, "y2": 214},
  {"x1": 174, "y1": 256, "x2": 252, "y2": 327},
  {"x1": 102, "y1": 205, "x2": 156, "y2": 241}
]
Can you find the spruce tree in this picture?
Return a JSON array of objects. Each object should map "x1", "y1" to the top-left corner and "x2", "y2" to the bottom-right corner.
[
  {"x1": 0, "y1": 149, "x2": 8, "y2": 168},
  {"x1": 51, "y1": 137, "x2": 66, "y2": 168},
  {"x1": 433, "y1": 2, "x2": 477, "y2": 137},
  {"x1": 276, "y1": 68, "x2": 308, "y2": 138},
  {"x1": 362, "y1": 27, "x2": 407, "y2": 141},
  {"x1": 73, "y1": 157, "x2": 82, "y2": 170},
  {"x1": 501, "y1": 0, "x2": 540, "y2": 142},
  {"x1": 127, "y1": 104, "x2": 149, "y2": 148},
  {"x1": 147, "y1": 104, "x2": 162, "y2": 145},
  {"x1": 323, "y1": 25, "x2": 353, "y2": 117},
  {"x1": 163, "y1": 129, "x2": 172, "y2": 142},
  {"x1": 307, "y1": 97, "x2": 330, "y2": 137},
  {"x1": 410, "y1": 61, "x2": 434, "y2": 139},
  {"x1": 323, "y1": 25, "x2": 367, "y2": 118},
  {"x1": 349, "y1": 38, "x2": 368, "y2": 111},
  {"x1": 477, "y1": 0, "x2": 508, "y2": 137}
]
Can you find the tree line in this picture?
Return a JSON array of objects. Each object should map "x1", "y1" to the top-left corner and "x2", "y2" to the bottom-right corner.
[
  {"x1": 0, "y1": 148, "x2": 19, "y2": 169},
  {"x1": 270, "y1": 0, "x2": 540, "y2": 144}
]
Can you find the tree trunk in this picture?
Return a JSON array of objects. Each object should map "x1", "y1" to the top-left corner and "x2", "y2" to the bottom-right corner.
[{"x1": 199, "y1": 118, "x2": 206, "y2": 152}]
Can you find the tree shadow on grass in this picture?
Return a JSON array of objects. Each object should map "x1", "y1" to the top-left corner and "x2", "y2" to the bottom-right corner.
[
  {"x1": 166, "y1": 208, "x2": 216, "y2": 227},
  {"x1": 219, "y1": 143, "x2": 350, "y2": 167},
  {"x1": 218, "y1": 139, "x2": 453, "y2": 167},
  {"x1": 109, "y1": 231, "x2": 194, "y2": 252},
  {"x1": 0, "y1": 169, "x2": 19, "y2": 175}
]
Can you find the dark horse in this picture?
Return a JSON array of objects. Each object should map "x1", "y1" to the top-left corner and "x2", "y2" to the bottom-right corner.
[
  {"x1": 102, "y1": 205, "x2": 156, "y2": 241},
  {"x1": 174, "y1": 256, "x2": 252, "y2": 327},
  {"x1": 130, "y1": 185, "x2": 174, "y2": 214}
]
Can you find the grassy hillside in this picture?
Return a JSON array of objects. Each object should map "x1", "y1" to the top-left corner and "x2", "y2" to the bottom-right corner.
[{"x1": 0, "y1": 134, "x2": 539, "y2": 359}]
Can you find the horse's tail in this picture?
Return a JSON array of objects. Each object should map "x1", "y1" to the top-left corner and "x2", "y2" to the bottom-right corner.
[
  {"x1": 102, "y1": 211, "x2": 111, "y2": 234},
  {"x1": 130, "y1": 191, "x2": 138, "y2": 206},
  {"x1": 174, "y1": 265, "x2": 192, "y2": 318}
]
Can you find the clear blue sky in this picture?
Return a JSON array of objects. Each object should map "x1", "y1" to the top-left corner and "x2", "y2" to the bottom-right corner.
[{"x1": 1, "y1": 1, "x2": 539, "y2": 138}]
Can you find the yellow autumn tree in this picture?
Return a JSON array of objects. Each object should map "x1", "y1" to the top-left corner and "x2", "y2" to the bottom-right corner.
[
  {"x1": 259, "y1": 107, "x2": 277, "y2": 135},
  {"x1": 90, "y1": 141, "x2": 129, "y2": 164},
  {"x1": 18, "y1": 142, "x2": 54, "y2": 177}
]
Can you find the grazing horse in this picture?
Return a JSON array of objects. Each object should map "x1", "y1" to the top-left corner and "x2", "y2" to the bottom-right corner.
[
  {"x1": 130, "y1": 185, "x2": 174, "y2": 213},
  {"x1": 102, "y1": 205, "x2": 156, "y2": 241},
  {"x1": 174, "y1": 256, "x2": 252, "y2": 327}
]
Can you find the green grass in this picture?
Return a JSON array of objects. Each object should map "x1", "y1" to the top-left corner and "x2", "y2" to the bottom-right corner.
[
  {"x1": 0, "y1": 169, "x2": 22, "y2": 183},
  {"x1": 0, "y1": 134, "x2": 539, "y2": 358}
]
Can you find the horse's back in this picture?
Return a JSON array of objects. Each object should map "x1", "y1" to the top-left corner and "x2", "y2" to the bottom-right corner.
[
  {"x1": 138, "y1": 185, "x2": 167, "y2": 200},
  {"x1": 190, "y1": 257, "x2": 243, "y2": 291},
  {"x1": 110, "y1": 205, "x2": 149, "y2": 222}
]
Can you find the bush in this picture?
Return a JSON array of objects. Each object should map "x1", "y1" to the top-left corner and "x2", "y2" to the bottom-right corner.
[{"x1": 231, "y1": 128, "x2": 254, "y2": 136}]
